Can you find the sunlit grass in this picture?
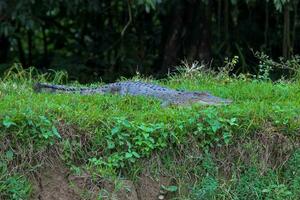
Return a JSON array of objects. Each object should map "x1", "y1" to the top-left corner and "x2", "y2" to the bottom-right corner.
[
  {"x1": 1, "y1": 66, "x2": 300, "y2": 199},
  {"x1": 1, "y1": 65, "x2": 299, "y2": 132}
]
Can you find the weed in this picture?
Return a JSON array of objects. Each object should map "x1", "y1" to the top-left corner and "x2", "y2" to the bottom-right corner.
[
  {"x1": 219, "y1": 56, "x2": 239, "y2": 77},
  {"x1": 255, "y1": 52, "x2": 300, "y2": 81},
  {"x1": 0, "y1": 162, "x2": 32, "y2": 200},
  {"x1": 0, "y1": 66, "x2": 300, "y2": 199},
  {"x1": 193, "y1": 107, "x2": 238, "y2": 149},
  {"x1": 191, "y1": 176, "x2": 219, "y2": 200},
  {"x1": 1, "y1": 111, "x2": 61, "y2": 148}
]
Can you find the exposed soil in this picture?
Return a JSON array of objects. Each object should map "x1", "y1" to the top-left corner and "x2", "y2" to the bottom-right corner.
[
  {"x1": 29, "y1": 122, "x2": 299, "y2": 200},
  {"x1": 136, "y1": 174, "x2": 172, "y2": 200},
  {"x1": 31, "y1": 160, "x2": 173, "y2": 200},
  {"x1": 31, "y1": 161, "x2": 81, "y2": 200},
  {"x1": 211, "y1": 122, "x2": 299, "y2": 177}
]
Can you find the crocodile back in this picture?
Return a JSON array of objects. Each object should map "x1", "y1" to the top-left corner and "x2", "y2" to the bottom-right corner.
[{"x1": 102, "y1": 81, "x2": 179, "y2": 99}]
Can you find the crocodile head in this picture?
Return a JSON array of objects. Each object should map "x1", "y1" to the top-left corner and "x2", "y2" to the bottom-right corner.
[{"x1": 184, "y1": 91, "x2": 232, "y2": 105}]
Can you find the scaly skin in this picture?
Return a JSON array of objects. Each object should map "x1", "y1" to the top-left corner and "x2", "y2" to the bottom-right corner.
[{"x1": 33, "y1": 81, "x2": 232, "y2": 106}]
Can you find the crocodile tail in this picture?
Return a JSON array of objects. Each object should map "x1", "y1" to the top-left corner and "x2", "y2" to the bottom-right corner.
[{"x1": 33, "y1": 82, "x2": 87, "y2": 94}]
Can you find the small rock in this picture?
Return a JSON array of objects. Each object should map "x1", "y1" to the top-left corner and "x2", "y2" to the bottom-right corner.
[{"x1": 158, "y1": 194, "x2": 164, "y2": 200}]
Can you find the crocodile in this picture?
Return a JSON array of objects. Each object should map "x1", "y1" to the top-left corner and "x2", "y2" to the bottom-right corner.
[{"x1": 33, "y1": 81, "x2": 232, "y2": 106}]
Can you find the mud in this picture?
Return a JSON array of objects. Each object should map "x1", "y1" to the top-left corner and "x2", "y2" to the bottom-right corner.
[{"x1": 31, "y1": 161, "x2": 173, "y2": 200}]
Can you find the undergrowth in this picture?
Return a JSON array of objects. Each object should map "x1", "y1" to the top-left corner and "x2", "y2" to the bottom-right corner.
[{"x1": 0, "y1": 63, "x2": 300, "y2": 199}]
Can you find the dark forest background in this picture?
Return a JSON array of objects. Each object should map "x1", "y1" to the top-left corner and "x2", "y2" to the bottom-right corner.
[{"x1": 0, "y1": 0, "x2": 299, "y2": 82}]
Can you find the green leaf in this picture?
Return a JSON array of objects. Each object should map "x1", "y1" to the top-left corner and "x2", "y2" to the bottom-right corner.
[
  {"x1": 5, "y1": 150, "x2": 14, "y2": 161},
  {"x1": 125, "y1": 152, "x2": 133, "y2": 158},
  {"x1": 3, "y1": 116, "x2": 16, "y2": 128},
  {"x1": 107, "y1": 140, "x2": 115, "y2": 149},
  {"x1": 223, "y1": 132, "x2": 232, "y2": 144},
  {"x1": 122, "y1": 120, "x2": 131, "y2": 128},
  {"x1": 262, "y1": 188, "x2": 270, "y2": 193},
  {"x1": 161, "y1": 185, "x2": 178, "y2": 192},
  {"x1": 211, "y1": 121, "x2": 222, "y2": 133},
  {"x1": 139, "y1": 125, "x2": 154, "y2": 132},
  {"x1": 52, "y1": 126, "x2": 61, "y2": 139},
  {"x1": 111, "y1": 127, "x2": 120, "y2": 135},
  {"x1": 228, "y1": 118, "x2": 238, "y2": 126},
  {"x1": 132, "y1": 151, "x2": 140, "y2": 158},
  {"x1": 39, "y1": 115, "x2": 51, "y2": 124}
]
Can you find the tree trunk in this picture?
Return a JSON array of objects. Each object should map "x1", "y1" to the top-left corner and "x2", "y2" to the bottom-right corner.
[
  {"x1": 197, "y1": 1, "x2": 212, "y2": 61},
  {"x1": 183, "y1": 0, "x2": 198, "y2": 61},
  {"x1": 283, "y1": 2, "x2": 291, "y2": 59},
  {"x1": 42, "y1": 26, "x2": 49, "y2": 67},
  {"x1": 185, "y1": 0, "x2": 212, "y2": 62},
  {"x1": 27, "y1": 30, "x2": 33, "y2": 66},
  {"x1": 217, "y1": 0, "x2": 222, "y2": 42},
  {"x1": 158, "y1": 0, "x2": 213, "y2": 72},
  {"x1": 0, "y1": 36, "x2": 9, "y2": 63},
  {"x1": 159, "y1": 1, "x2": 185, "y2": 73},
  {"x1": 292, "y1": 0, "x2": 299, "y2": 52},
  {"x1": 224, "y1": 0, "x2": 229, "y2": 43},
  {"x1": 264, "y1": 0, "x2": 269, "y2": 48},
  {"x1": 17, "y1": 38, "x2": 26, "y2": 67}
]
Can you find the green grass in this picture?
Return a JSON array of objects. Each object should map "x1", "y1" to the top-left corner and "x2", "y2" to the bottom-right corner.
[{"x1": 1, "y1": 66, "x2": 300, "y2": 199}]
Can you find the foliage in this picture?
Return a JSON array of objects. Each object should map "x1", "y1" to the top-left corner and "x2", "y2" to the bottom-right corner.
[
  {"x1": 85, "y1": 108, "x2": 238, "y2": 169},
  {"x1": 189, "y1": 152, "x2": 300, "y2": 200},
  {"x1": 255, "y1": 52, "x2": 300, "y2": 80},
  {"x1": 1, "y1": 0, "x2": 300, "y2": 81},
  {"x1": 283, "y1": 150, "x2": 300, "y2": 198},
  {"x1": 0, "y1": 162, "x2": 31, "y2": 200},
  {"x1": 193, "y1": 108, "x2": 238, "y2": 149},
  {"x1": 1, "y1": 67, "x2": 300, "y2": 198},
  {"x1": 1, "y1": 111, "x2": 61, "y2": 149},
  {"x1": 191, "y1": 176, "x2": 219, "y2": 200}
]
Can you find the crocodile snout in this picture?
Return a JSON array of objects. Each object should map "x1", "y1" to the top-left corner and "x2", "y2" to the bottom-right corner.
[{"x1": 198, "y1": 93, "x2": 232, "y2": 105}]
